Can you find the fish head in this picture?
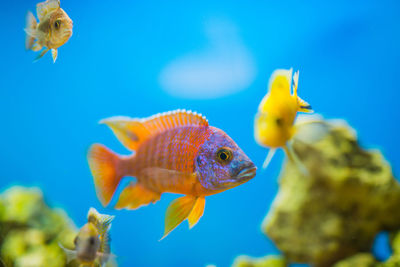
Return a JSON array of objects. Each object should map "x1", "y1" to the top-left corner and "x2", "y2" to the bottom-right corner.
[
  {"x1": 48, "y1": 8, "x2": 73, "y2": 48},
  {"x1": 74, "y1": 223, "x2": 101, "y2": 262},
  {"x1": 195, "y1": 127, "x2": 256, "y2": 191}
]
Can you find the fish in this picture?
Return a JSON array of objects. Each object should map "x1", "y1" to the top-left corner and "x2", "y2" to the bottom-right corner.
[
  {"x1": 24, "y1": 0, "x2": 73, "y2": 62},
  {"x1": 87, "y1": 110, "x2": 257, "y2": 238},
  {"x1": 60, "y1": 207, "x2": 114, "y2": 267},
  {"x1": 254, "y1": 68, "x2": 313, "y2": 171}
]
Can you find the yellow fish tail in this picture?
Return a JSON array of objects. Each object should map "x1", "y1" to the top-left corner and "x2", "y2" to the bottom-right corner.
[
  {"x1": 88, "y1": 144, "x2": 130, "y2": 207},
  {"x1": 25, "y1": 11, "x2": 37, "y2": 50},
  {"x1": 161, "y1": 196, "x2": 205, "y2": 240}
]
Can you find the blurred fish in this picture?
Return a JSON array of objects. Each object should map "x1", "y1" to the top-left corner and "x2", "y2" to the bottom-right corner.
[
  {"x1": 254, "y1": 68, "x2": 313, "y2": 171},
  {"x1": 60, "y1": 208, "x2": 114, "y2": 267},
  {"x1": 24, "y1": 0, "x2": 73, "y2": 62},
  {"x1": 88, "y1": 110, "x2": 256, "y2": 238}
]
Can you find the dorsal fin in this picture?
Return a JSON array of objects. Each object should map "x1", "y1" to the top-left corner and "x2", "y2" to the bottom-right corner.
[
  {"x1": 101, "y1": 109, "x2": 209, "y2": 151},
  {"x1": 268, "y1": 68, "x2": 293, "y2": 94},
  {"x1": 87, "y1": 207, "x2": 114, "y2": 235},
  {"x1": 36, "y1": 0, "x2": 60, "y2": 21}
]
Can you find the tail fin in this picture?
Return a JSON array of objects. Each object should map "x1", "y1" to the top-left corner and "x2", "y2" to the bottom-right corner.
[
  {"x1": 25, "y1": 11, "x2": 37, "y2": 50},
  {"x1": 88, "y1": 144, "x2": 126, "y2": 206}
]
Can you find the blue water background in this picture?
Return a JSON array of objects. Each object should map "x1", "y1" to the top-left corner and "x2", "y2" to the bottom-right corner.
[{"x1": 1, "y1": 0, "x2": 399, "y2": 266}]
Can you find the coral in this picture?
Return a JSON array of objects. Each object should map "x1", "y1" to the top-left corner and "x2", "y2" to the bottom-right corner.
[
  {"x1": 262, "y1": 120, "x2": 400, "y2": 266},
  {"x1": 231, "y1": 255, "x2": 286, "y2": 267},
  {"x1": 0, "y1": 186, "x2": 116, "y2": 267}
]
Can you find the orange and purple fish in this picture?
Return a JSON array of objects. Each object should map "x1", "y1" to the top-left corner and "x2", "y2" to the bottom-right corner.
[{"x1": 88, "y1": 110, "x2": 256, "y2": 238}]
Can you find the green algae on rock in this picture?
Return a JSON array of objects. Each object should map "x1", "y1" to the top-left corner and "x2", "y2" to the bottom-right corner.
[
  {"x1": 0, "y1": 186, "x2": 116, "y2": 267},
  {"x1": 333, "y1": 231, "x2": 400, "y2": 266},
  {"x1": 232, "y1": 255, "x2": 286, "y2": 267},
  {"x1": 262, "y1": 119, "x2": 400, "y2": 267}
]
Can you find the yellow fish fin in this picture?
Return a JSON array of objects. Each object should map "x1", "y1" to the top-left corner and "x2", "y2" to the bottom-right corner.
[
  {"x1": 268, "y1": 68, "x2": 293, "y2": 94},
  {"x1": 161, "y1": 196, "x2": 200, "y2": 239},
  {"x1": 292, "y1": 70, "x2": 299, "y2": 98},
  {"x1": 31, "y1": 42, "x2": 42, "y2": 52},
  {"x1": 87, "y1": 207, "x2": 114, "y2": 235},
  {"x1": 115, "y1": 182, "x2": 160, "y2": 210},
  {"x1": 33, "y1": 47, "x2": 50, "y2": 62},
  {"x1": 88, "y1": 144, "x2": 130, "y2": 206},
  {"x1": 283, "y1": 144, "x2": 309, "y2": 176},
  {"x1": 51, "y1": 48, "x2": 58, "y2": 63},
  {"x1": 36, "y1": 0, "x2": 60, "y2": 21},
  {"x1": 100, "y1": 109, "x2": 209, "y2": 151},
  {"x1": 188, "y1": 197, "x2": 205, "y2": 229},
  {"x1": 297, "y1": 96, "x2": 313, "y2": 113},
  {"x1": 262, "y1": 148, "x2": 277, "y2": 169},
  {"x1": 25, "y1": 11, "x2": 37, "y2": 50}
]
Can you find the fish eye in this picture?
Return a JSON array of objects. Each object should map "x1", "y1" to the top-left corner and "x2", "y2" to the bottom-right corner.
[
  {"x1": 275, "y1": 118, "x2": 283, "y2": 127},
  {"x1": 216, "y1": 147, "x2": 233, "y2": 164},
  {"x1": 54, "y1": 20, "x2": 61, "y2": 29},
  {"x1": 89, "y1": 237, "x2": 96, "y2": 245}
]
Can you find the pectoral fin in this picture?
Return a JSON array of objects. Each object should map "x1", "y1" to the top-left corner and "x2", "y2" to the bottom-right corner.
[
  {"x1": 34, "y1": 47, "x2": 50, "y2": 62},
  {"x1": 161, "y1": 196, "x2": 204, "y2": 239},
  {"x1": 283, "y1": 144, "x2": 309, "y2": 176},
  {"x1": 297, "y1": 96, "x2": 313, "y2": 113},
  {"x1": 58, "y1": 243, "x2": 77, "y2": 263},
  {"x1": 51, "y1": 48, "x2": 58, "y2": 63},
  {"x1": 262, "y1": 148, "x2": 277, "y2": 169}
]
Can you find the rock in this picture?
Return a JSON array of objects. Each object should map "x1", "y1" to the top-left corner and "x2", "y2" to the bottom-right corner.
[
  {"x1": 333, "y1": 253, "x2": 377, "y2": 267},
  {"x1": 262, "y1": 120, "x2": 400, "y2": 266},
  {"x1": 232, "y1": 255, "x2": 286, "y2": 267}
]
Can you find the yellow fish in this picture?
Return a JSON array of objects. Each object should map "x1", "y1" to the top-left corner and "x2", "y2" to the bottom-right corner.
[
  {"x1": 25, "y1": 0, "x2": 73, "y2": 62},
  {"x1": 60, "y1": 208, "x2": 114, "y2": 267},
  {"x1": 254, "y1": 68, "x2": 313, "y2": 170}
]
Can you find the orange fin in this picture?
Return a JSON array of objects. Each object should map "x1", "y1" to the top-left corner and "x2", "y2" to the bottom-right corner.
[
  {"x1": 161, "y1": 196, "x2": 204, "y2": 239},
  {"x1": 115, "y1": 183, "x2": 160, "y2": 210},
  {"x1": 100, "y1": 109, "x2": 209, "y2": 151},
  {"x1": 88, "y1": 144, "x2": 126, "y2": 206},
  {"x1": 188, "y1": 197, "x2": 205, "y2": 229}
]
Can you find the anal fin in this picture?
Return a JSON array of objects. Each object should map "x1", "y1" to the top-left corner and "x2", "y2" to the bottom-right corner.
[
  {"x1": 161, "y1": 196, "x2": 205, "y2": 240},
  {"x1": 188, "y1": 197, "x2": 205, "y2": 228},
  {"x1": 115, "y1": 183, "x2": 160, "y2": 210}
]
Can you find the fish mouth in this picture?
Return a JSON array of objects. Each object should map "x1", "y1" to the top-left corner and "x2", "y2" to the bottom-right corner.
[{"x1": 236, "y1": 165, "x2": 257, "y2": 182}]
